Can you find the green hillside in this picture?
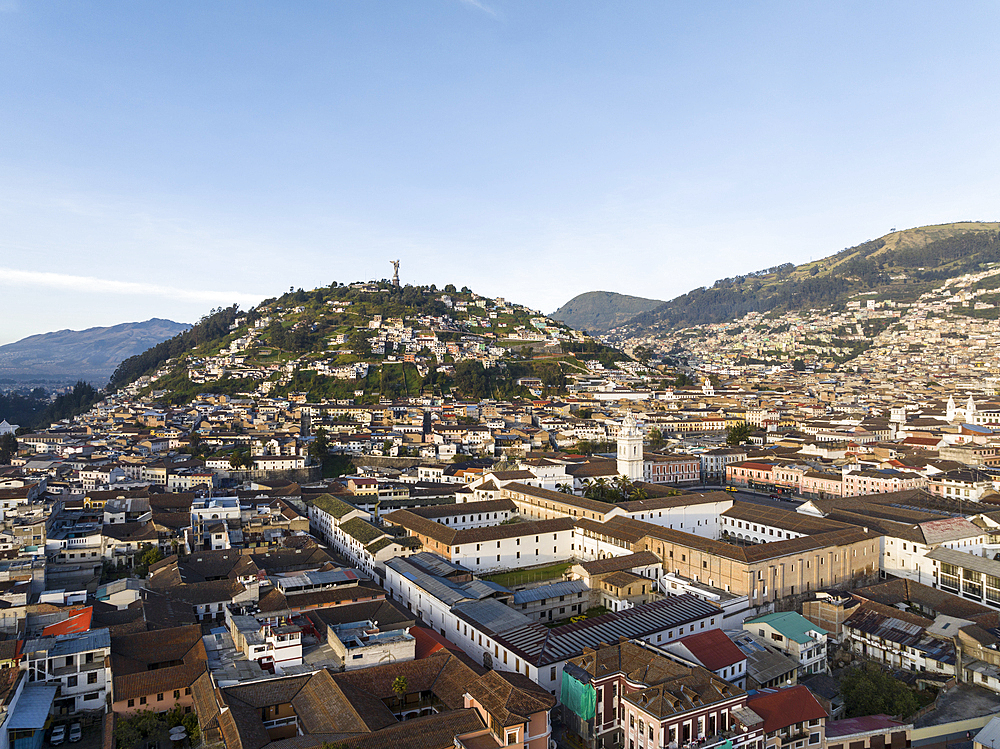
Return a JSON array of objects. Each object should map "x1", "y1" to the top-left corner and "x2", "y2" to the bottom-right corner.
[
  {"x1": 550, "y1": 291, "x2": 665, "y2": 333},
  {"x1": 108, "y1": 281, "x2": 617, "y2": 405},
  {"x1": 624, "y1": 222, "x2": 1000, "y2": 333}
]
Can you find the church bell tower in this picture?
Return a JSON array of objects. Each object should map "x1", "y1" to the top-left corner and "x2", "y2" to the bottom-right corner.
[{"x1": 617, "y1": 414, "x2": 644, "y2": 482}]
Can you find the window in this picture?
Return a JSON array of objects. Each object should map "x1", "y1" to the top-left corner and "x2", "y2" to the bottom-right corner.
[
  {"x1": 84, "y1": 692, "x2": 98, "y2": 701},
  {"x1": 67, "y1": 676, "x2": 78, "y2": 687},
  {"x1": 139, "y1": 696, "x2": 147, "y2": 705},
  {"x1": 88, "y1": 672, "x2": 98, "y2": 684},
  {"x1": 158, "y1": 693, "x2": 164, "y2": 701},
  {"x1": 174, "y1": 690, "x2": 181, "y2": 699},
  {"x1": 128, "y1": 699, "x2": 135, "y2": 707},
  {"x1": 809, "y1": 734, "x2": 820, "y2": 745}
]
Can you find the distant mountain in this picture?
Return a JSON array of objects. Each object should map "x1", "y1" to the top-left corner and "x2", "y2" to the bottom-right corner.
[
  {"x1": 550, "y1": 291, "x2": 665, "y2": 333},
  {"x1": 621, "y1": 221, "x2": 1000, "y2": 335},
  {"x1": 0, "y1": 319, "x2": 190, "y2": 384}
]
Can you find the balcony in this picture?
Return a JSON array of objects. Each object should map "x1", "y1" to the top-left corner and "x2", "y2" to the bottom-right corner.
[
  {"x1": 780, "y1": 732, "x2": 808, "y2": 747},
  {"x1": 676, "y1": 728, "x2": 743, "y2": 749}
]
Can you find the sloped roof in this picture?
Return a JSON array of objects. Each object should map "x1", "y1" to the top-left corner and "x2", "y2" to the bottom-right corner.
[
  {"x1": 311, "y1": 493, "x2": 360, "y2": 519},
  {"x1": 42, "y1": 607, "x2": 92, "y2": 636},
  {"x1": 677, "y1": 628, "x2": 746, "y2": 671},
  {"x1": 747, "y1": 685, "x2": 827, "y2": 733},
  {"x1": 843, "y1": 601, "x2": 930, "y2": 647},
  {"x1": 578, "y1": 551, "x2": 661, "y2": 575},
  {"x1": 331, "y1": 709, "x2": 486, "y2": 749},
  {"x1": 466, "y1": 669, "x2": 556, "y2": 727},
  {"x1": 746, "y1": 611, "x2": 827, "y2": 643}
]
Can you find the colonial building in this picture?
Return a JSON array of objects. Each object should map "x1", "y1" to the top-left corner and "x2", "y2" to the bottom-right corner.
[{"x1": 561, "y1": 639, "x2": 763, "y2": 749}]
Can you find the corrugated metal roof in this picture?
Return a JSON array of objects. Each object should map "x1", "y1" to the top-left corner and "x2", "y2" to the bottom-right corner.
[
  {"x1": 7, "y1": 683, "x2": 57, "y2": 730},
  {"x1": 386, "y1": 557, "x2": 509, "y2": 608},
  {"x1": 463, "y1": 594, "x2": 720, "y2": 667},
  {"x1": 454, "y1": 599, "x2": 533, "y2": 635},
  {"x1": 512, "y1": 580, "x2": 588, "y2": 605},
  {"x1": 974, "y1": 715, "x2": 1000, "y2": 749},
  {"x1": 927, "y1": 547, "x2": 1000, "y2": 576},
  {"x1": 844, "y1": 608, "x2": 925, "y2": 647}
]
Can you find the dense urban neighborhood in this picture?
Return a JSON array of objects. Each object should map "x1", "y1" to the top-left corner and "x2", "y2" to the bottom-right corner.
[{"x1": 6, "y1": 268, "x2": 1000, "y2": 749}]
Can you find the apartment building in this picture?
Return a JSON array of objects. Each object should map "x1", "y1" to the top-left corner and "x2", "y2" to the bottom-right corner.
[{"x1": 23, "y1": 629, "x2": 111, "y2": 716}]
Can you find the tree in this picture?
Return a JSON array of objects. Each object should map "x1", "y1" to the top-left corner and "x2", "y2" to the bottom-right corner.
[
  {"x1": 230, "y1": 448, "x2": 253, "y2": 469},
  {"x1": 392, "y1": 675, "x2": 408, "y2": 698},
  {"x1": 673, "y1": 372, "x2": 694, "y2": 388},
  {"x1": 309, "y1": 427, "x2": 330, "y2": 459},
  {"x1": 841, "y1": 663, "x2": 919, "y2": 718},
  {"x1": 139, "y1": 544, "x2": 164, "y2": 568},
  {"x1": 647, "y1": 428, "x2": 664, "y2": 449},
  {"x1": 114, "y1": 709, "x2": 165, "y2": 749},
  {"x1": 726, "y1": 422, "x2": 753, "y2": 446},
  {"x1": 583, "y1": 478, "x2": 612, "y2": 501},
  {"x1": 0, "y1": 433, "x2": 16, "y2": 464}
]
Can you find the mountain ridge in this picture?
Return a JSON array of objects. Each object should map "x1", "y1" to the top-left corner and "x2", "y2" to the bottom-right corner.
[
  {"x1": 549, "y1": 291, "x2": 665, "y2": 333},
  {"x1": 0, "y1": 318, "x2": 190, "y2": 384},
  {"x1": 618, "y1": 221, "x2": 1000, "y2": 335}
]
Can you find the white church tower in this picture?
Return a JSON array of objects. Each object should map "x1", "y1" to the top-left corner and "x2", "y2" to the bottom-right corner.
[
  {"x1": 617, "y1": 413, "x2": 644, "y2": 482},
  {"x1": 946, "y1": 395, "x2": 957, "y2": 423},
  {"x1": 965, "y1": 395, "x2": 977, "y2": 424}
]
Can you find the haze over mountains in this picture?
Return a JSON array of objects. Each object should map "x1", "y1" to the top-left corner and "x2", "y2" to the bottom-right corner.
[
  {"x1": 552, "y1": 222, "x2": 1000, "y2": 338},
  {"x1": 6, "y1": 222, "x2": 999, "y2": 389},
  {"x1": 0, "y1": 319, "x2": 190, "y2": 384}
]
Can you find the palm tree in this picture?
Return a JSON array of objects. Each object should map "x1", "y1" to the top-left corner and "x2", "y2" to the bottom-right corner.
[
  {"x1": 392, "y1": 675, "x2": 408, "y2": 696},
  {"x1": 585, "y1": 477, "x2": 611, "y2": 501}
]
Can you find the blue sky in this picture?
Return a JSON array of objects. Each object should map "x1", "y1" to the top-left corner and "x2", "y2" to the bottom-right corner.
[{"x1": 2, "y1": 1, "x2": 999, "y2": 343}]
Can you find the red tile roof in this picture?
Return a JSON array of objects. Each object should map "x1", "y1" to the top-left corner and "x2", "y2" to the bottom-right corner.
[
  {"x1": 747, "y1": 685, "x2": 827, "y2": 733},
  {"x1": 678, "y1": 628, "x2": 746, "y2": 671}
]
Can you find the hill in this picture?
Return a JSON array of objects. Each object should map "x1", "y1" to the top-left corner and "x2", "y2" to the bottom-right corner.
[
  {"x1": 621, "y1": 222, "x2": 1000, "y2": 335},
  {"x1": 549, "y1": 291, "x2": 664, "y2": 333},
  {"x1": 0, "y1": 318, "x2": 190, "y2": 384},
  {"x1": 109, "y1": 281, "x2": 623, "y2": 406}
]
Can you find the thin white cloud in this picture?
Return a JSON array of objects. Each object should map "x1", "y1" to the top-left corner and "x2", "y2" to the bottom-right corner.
[
  {"x1": 458, "y1": 0, "x2": 498, "y2": 18},
  {"x1": 0, "y1": 267, "x2": 263, "y2": 307}
]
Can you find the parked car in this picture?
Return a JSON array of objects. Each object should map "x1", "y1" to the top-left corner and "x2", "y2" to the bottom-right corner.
[
  {"x1": 69, "y1": 723, "x2": 82, "y2": 743},
  {"x1": 50, "y1": 724, "x2": 66, "y2": 745}
]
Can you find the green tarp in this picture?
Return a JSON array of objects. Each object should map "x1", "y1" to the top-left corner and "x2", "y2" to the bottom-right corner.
[{"x1": 560, "y1": 672, "x2": 596, "y2": 721}]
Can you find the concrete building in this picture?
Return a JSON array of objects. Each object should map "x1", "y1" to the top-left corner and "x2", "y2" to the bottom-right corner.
[
  {"x1": 745, "y1": 612, "x2": 829, "y2": 676},
  {"x1": 23, "y1": 629, "x2": 111, "y2": 716}
]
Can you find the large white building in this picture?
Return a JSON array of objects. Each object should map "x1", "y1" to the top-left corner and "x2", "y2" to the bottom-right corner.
[{"x1": 385, "y1": 553, "x2": 723, "y2": 696}]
